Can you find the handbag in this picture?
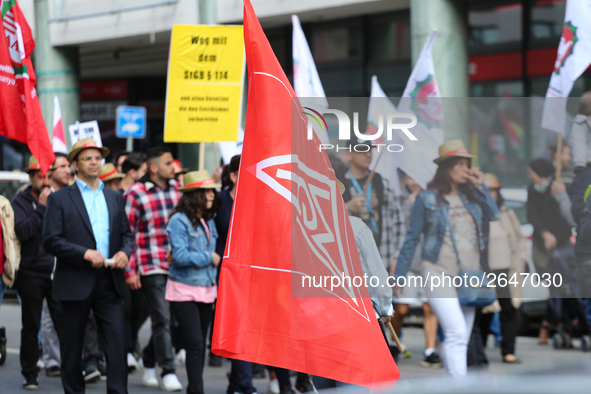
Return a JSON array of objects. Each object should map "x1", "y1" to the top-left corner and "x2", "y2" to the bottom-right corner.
[{"x1": 441, "y1": 202, "x2": 496, "y2": 307}]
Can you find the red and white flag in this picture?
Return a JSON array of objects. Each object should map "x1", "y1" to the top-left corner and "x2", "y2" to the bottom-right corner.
[
  {"x1": 541, "y1": 0, "x2": 591, "y2": 134},
  {"x1": 0, "y1": 0, "x2": 54, "y2": 174},
  {"x1": 52, "y1": 95, "x2": 67, "y2": 153},
  {"x1": 212, "y1": 0, "x2": 399, "y2": 387},
  {"x1": 365, "y1": 31, "x2": 442, "y2": 193}
]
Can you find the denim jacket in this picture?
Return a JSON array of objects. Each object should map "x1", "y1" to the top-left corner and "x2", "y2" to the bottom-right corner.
[
  {"x1": 394, "y1": 184, "x2": 499, "y2": 278},
  {"x1": 166, "y1": 212, "x2": 218, "y2": 287}
]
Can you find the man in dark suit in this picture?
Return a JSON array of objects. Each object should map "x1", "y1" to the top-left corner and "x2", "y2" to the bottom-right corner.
[{"x1": 43, "y1": 137, "x2": 134, "y2": 394}]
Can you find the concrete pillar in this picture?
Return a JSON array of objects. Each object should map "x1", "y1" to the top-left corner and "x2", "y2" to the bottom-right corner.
[
  {"x1": 177, "y1": 0, "x2": 223, "y2": 173},
  {"x1": 34, "y1": 0, "x2": 79, "y2": 149},
  {"x1": 410, "y1": 0, "x2": 469, "y2": 143}
]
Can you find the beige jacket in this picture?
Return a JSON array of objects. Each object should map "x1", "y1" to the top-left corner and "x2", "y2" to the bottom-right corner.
[
  {"x1": 0, "y1": 195, "x2": 20, "y2": 287},
  {"x1": 493, "y1": 207, "x2": 528, "y2": 309}
]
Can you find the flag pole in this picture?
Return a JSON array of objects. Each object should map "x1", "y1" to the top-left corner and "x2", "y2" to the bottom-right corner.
[
  {"x1": 212, "y1": 142, "x2": 219, "y2": 169},
  {"x1": 555, "y1": 133, "x2": 563, "y2": 181},
  {"x1": 362, "y1": 148, "x2": 385, "y2": 195},
  {"x1": 199, "y1": 143, "x2": 205, "y2": 171},
  {"x1": 386, "y1": 322, "x2": 404, "y2": 352}
]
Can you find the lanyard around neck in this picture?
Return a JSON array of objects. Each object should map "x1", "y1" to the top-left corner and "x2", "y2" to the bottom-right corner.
[{"x1": 347, "y1": 170, "x2": 379, "y2": 234}]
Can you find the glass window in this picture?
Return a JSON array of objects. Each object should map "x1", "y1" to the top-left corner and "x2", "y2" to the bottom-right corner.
[
  {"x1": 0, "y1": 139, "x2": 26, "y2": 171},
  {"x1": 471, "y1": 80, "x2": 525, "y2": 97},
  {"x1": 470, "y1": 97, "x2": 529, "y2": 187},
  {"x1": 469, "y1": 2, "x2": 522, "y2": 51},
  {"x1": 310, "y1": 21, "x2": 363, "y2": 63},
  {"x1": 313, "y1": 28, "x2": 349, "y2": 62},
  {"x1": 529, "y1": 75, "x2": 585, "y2": 97},
  {"x1": 530, "y1": 0, "x2": 566, "y2": 44},
  {"x1": 268, "y1": 34, "x2": 288, "y2": 70},
  {"x1": 367, "y1": 12, "x2": 411, "y2": 63}
]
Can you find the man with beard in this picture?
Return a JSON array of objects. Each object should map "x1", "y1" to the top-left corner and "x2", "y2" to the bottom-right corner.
[
  {"x1": 52, "y1": 152, "x2": 71, "y2": 191},
  {"x1": 43, "y1": 137, "x2": 134, "y2": 394},
  {"x1": 12, "y1": 156, "x2": 61, "y2": 389},
  {"x1": 123, "y1": 147, "x2": 182, "y2": 391},
  {"x1": 37, "y1": 152, "x2": 72, "y2": 379}
]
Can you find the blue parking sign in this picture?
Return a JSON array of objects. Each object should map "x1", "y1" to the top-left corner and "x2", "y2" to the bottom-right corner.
[{"x1": 116, "y1": 106, "x2": 147, "y2": 139}]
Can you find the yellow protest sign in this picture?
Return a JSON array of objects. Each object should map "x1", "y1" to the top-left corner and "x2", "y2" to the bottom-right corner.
[{"x1": 164, "y1": 25, "x2": 245, "y2": 142}]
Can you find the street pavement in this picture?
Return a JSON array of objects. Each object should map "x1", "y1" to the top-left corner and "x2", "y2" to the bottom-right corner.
[{"x1": 2, "y1": 298, "x2": 591, "y2": 393}]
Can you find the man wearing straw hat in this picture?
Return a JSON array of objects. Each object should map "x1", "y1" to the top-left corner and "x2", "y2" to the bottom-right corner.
[
  {"x1": 11, "y1": 156, "x2": 59, "y2": 389},
  {"x1": 43, "y1": 137, "x2": 134, "y2": 394},
  {"x1": 99, "y1": 163, "x2": 125, "y2": 192}
]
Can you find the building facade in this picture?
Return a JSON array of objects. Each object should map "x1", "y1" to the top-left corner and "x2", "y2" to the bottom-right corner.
[{"x1": 2, "y1": 0, "x2": 586, "y2": 187}]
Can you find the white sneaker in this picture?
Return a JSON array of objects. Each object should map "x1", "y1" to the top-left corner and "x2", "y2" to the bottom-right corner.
[
  {"x1": 174, "y1": 349, "x2": 186, "y2": 366},
  {"x1": 36, "y1": 358, "x2": 45, "y2": 370},
  {"x1": 268, "y1": 379, "x2": 280, "y2": 394},
  {"x1": 127, "y1": 353, "x2": 139, "y2": 372},
  {"x1": 161, "y1": 373, "x2": 183, "y2": 392},
  {"x1": 142, "y1": 368, "x2": 159, "y2": 388}
]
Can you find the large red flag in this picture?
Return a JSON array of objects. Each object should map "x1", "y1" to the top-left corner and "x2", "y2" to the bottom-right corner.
[
  {"x1": 0, "y1": 0, "x2": 55, "y2": 174},
  {"x1": 212, "y1": 0, "x2": 399, "y2": 387}
]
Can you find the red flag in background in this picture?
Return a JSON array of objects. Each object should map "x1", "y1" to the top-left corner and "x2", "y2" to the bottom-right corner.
[
  {"x1": 0, "y1": 0, "x2": 54, "y2": 174},
  {"x1": 212, "y1": 0, "x2": 399, "y2": 387}
]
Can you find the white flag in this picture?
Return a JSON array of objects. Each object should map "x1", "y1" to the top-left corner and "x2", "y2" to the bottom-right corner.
[
  {"x1": 366, "y1": 76, "x2": 438, "y2": 195},
  {"x1": 379, "y1": 29, "x2": 442, "y2": 191},
  {"x1": 366, "y1": 76, "x2": 401, "y2": 195},
  {"x1": 292, "y1": 14, "x2": 330, "y2": 144},
  {"x1": 542, "y1": 0, "x2": 591, "y2": 134},
  {"x1": 399, "y1": 29, "x2": 444, "y2": 143},
  {"x1": 52, "y1": 96, "x2": 67, "y2": 153}
]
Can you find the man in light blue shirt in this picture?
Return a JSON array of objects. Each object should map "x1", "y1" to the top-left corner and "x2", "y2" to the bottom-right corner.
[
  {"x1": 75, "y1": 176, "x2": 112, "y2": 383},
  {"x1": 76, "y1": 177, "x2": 110, "y2": 259},
  {"x1": 43, "y1": 137, "x2": 133, "y2": 394}
]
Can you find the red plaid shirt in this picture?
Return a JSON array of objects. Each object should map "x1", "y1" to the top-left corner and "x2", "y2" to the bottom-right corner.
[{"x1": 123, "y1": 178, "x2": 181, "y2": 278}]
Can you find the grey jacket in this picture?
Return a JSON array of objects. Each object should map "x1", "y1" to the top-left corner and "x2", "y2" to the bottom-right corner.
[
  {"x1": 554, "y1": 190, "x2": 577, "y2": 228},
  {"x1": 570, "y1": 114, "x2": 591, "y2": 169},
  {"x1": 350, "y1": 216, "x2": 393, "y2": 319}
]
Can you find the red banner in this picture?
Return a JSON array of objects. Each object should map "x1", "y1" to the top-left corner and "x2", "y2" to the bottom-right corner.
[
  {"x1": 212, "y1": 0, "x2": 399, "y2": 388},
  {"x1": 0, "y1": 0, "x2": 54, "y2": 174}
]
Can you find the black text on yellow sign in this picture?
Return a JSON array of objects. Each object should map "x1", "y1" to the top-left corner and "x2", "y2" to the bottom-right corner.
[{"x1": 164, "y1": 25, "x2": 245, "y2": 142}]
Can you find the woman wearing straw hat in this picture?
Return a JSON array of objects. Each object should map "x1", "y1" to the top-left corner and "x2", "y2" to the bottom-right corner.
[
  {"x1": 165, "y1": 170, "x2": 221, "y2": 394},
  {"x1": 478, "y1": 173, "x2": 527, "y2": 364},
  {"x1": 394, "y1": 140, "x2": 499, "y2": 378}
]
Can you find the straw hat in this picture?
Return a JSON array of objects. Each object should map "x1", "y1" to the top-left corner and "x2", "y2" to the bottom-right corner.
[
  {"x1": 433, "y1": 139, "x2": 477, "y2": 164},
  {"x1": 178, "y1": 170, "x2": 221, "y2": 192},
  {"x1": 483, "y1": 173, "x2": 502, "y2": 189},
  {"x1": 67, "y1": 137, "x2": 110, "y2": 163},
  {"x1": 24, "y1": 156, "x2": 55, "y2": 174},
  {"x1": 99, "y1": 163, "x2": 125, "y2": 182},
  {"x1": 173, "y1": 159, "x2": 188, "y2": 175}
]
